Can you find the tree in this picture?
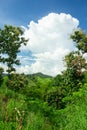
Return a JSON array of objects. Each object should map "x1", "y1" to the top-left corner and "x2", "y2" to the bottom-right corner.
[
  {"x1": 6, "y1": 74, "x2": 29, "y2": 92},
  {"x1": 63, "y1": 51, "x2": 87, "y2": 92},
  {"x1": 45, "y1": 87, "x2": 66, "y2": 109},
  {"x1": 64, "y1": 51, "x2": 87, "y2": 77},
  {"x1": 0, "y1": 25, "x2": 28, "y2": 74},
  {"x1": 70, "y1": 29, "x2": 87, "y2": 53},
  {"x1": 63, "y1": 51, "x2": 87, "y2": 90},
  {"x1": 62, "y1": 29, "x2": 87, "y2": 91},
  {"x1": 0, "y1": 67, "x2": 3, "y2": 86},
  {"x1": 52, "y1": 74, "x2": 63, "y2": 86}
]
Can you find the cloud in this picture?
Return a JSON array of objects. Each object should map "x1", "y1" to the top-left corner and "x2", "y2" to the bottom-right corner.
[{"x1": 18, "y1": 13, "x2": 79, "y2": 76}]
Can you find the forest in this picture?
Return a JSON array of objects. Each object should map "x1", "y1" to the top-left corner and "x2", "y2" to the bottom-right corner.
[{"x1": 0, "y1": 25, "x2": 87, "y2": 130}]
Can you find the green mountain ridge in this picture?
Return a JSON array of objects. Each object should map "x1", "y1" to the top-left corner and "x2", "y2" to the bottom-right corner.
[{"x1": 28, "y1": 72, "x2": 53, "y2": 79}]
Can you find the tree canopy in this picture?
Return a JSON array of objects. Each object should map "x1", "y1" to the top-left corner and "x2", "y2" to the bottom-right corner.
[
  {"x1": 0, "y1": 25, "x2": 28, "y2": 74},
  {"x1": 71, "y1": 29, "x2": 87, "y2": 53}
]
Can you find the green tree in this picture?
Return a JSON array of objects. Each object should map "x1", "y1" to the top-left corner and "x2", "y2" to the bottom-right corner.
[
  {"x1": 62, "y1": 29, "x2": 87, "y2": 91},
  {"x1": 51, "y1": 74, "x2": 63, "y2": 86},
  {"x1": 62, "y1": 51, "x2": 87, "y2": 93},
  {"x1": 70, "y1": 29, "x2": 87, "y2": 53},
  {"x1": 0, "y1": 25, "x2": 28, "y2": 74},
  {"x1": 64, "y1": 51, "x2": 87, "y2": 77},
  {"x1": 6, "y1": 74, "x2": 29, "y2": 92},
  {"x1": 45, "y1": 87, "x2": 66, "y2": 109}
]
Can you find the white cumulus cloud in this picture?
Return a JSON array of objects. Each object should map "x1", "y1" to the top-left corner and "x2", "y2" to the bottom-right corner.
[{"x1": 18, "y1": 12, "x2": 79, "y2": 76}]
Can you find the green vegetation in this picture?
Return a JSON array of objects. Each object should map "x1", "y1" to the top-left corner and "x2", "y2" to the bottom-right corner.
[
  {"x1": 0, "y1": 26, "x2": 87, "y2": 129},
  {"x1": 0, "y1": 72, "x2": 87, "y2": 130},
  {"x1": 0, "y1": 25, "x2": 28, "y2": 74}
]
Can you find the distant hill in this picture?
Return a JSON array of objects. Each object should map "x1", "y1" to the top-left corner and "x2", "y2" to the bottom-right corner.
[{"x1": 28, "y1": 72, "x2": 53, "y2": 79}]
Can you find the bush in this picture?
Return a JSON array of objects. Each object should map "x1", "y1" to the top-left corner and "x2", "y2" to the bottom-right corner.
[
  {"x1": 45, "y1": 87, "x2": 66, "y2": 109},
  {"x1": 6, "y1": 74, "x2": 29, "y2": 93}
]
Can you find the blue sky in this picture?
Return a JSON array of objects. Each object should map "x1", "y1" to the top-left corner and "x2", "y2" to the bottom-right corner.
[
  {"x1": 0, "y1": 0, "x2": 87, "y2": 76},
  {"x1": 0, "y1": 0, "x2": 87, "y2": 30}
]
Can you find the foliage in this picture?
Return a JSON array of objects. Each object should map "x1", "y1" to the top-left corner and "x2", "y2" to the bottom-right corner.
[
  {"x1": 0, "y1": 80, "x2": 58, "y2": 130},
  {"x1": 57, "y1": 84, "x2": 87, "y2": 130},
  {"x1": 0, "y1": 67, "x2": 4, "y2": 86},
  {"x1": 6, "y1": 74, "x2": 29, "y2": 92},
  {"x1": 51, "y1": 74, "x2": 63, "y2": 86},
  {"x1": 62, "y1": 51, "x2": 87, "y2": 93},
  {"x1": 0, "y1": 25, "x2": 28, "y2": 74},
  {"x1": 27, "y1": 75, "x2": 52, "y2": 100},
  {"x1": 71, "y1": 29, "x2": 87, "y2": 53},
  {"x1": 0, "y1": 70, "x2": 87, "y2": 130},
  {"x1": 45, "y1": 87, "x2": 66, "y2": 109},
  {"x1": 64, "y1": 51, "x2": 87, "y2": 77}
]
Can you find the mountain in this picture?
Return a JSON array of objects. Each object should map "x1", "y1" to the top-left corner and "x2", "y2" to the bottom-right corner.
[{"x1": 28, "y1": 72, "x2": 53, "y2": 79}]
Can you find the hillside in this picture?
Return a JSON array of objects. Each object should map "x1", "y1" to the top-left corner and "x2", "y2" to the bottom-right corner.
[{"x1": 28, "y1": 72, "x2": 53, "y2": 79}]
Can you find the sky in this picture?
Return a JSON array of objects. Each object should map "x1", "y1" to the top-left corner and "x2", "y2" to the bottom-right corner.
[{"x1": 0, "y1": 0, "x2": 87, "y2": 76}]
